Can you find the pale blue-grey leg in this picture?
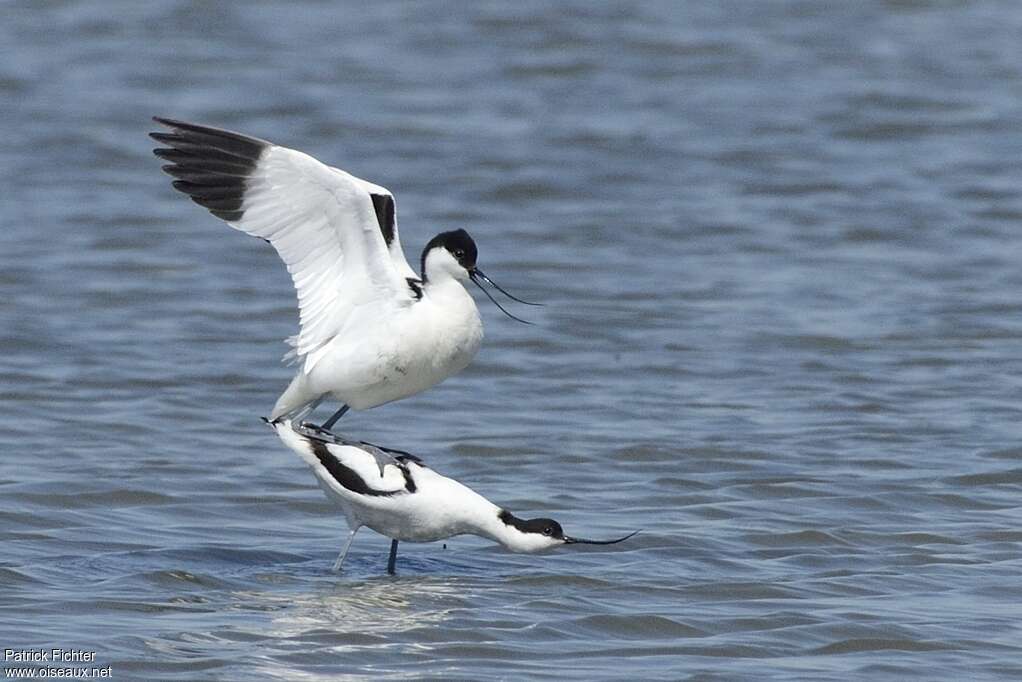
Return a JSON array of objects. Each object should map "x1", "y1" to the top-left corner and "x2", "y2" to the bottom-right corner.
[
  {"x1": 332, "y1": 526, "x2": 360, "y2": 572},
  {"x1": 320, "y1": 404, "x2": 350, "y2": 430},
  {"x1": 287, "y1": 396, "x2": 324, "y2": 426},
  {"x1": 386, "y1": 539, "x2": 399, "y2": 575}
]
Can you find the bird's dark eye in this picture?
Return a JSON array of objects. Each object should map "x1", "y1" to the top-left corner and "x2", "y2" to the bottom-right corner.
[
  {"x1": 543, "y1": 526, "x2": 553, "y2": 536},
  {"x1": 453, "y1": 249, "x2": 465, "y2": 259}
]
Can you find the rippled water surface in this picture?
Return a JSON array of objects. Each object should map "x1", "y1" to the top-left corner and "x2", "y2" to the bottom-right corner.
[{"x1": 4, "y1": 1, "x2": 1022, "y2": 679}]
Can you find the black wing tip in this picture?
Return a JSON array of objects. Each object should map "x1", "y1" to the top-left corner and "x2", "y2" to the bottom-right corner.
[
  {"x1": 148, "y1": 116, "x2": 269, "y2": 165},
  {"x1": 151, "y1": 116, "x2": 263, "y2": 222},
  {"x1": 150, "y1": 115, "x2": 271, "y2": 145},
  {"x1": 208, "y1": 208, "x2": 245, "y2": 222},
  {"x1": 152, "y1": 115, "x2": 183, "y2": 127}
]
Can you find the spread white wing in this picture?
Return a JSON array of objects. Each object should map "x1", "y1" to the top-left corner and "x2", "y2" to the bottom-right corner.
[{"x1": 151, "y1": 117, "x2": 419, "y2": 372}]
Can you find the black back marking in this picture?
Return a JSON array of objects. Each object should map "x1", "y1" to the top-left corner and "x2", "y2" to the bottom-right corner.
[
  {"x1": 297, "y1": 422, "x2": 424, "y2": 464},
  {"x1": 497, "y1": 510, "x2": 564, "y2": 539},
  {"x1": 309, "y1": 439, "x2": 418, "y2": 495},
  {"x1": 150, "y1": 117, "x2": 268, "y2": 222},
  {"x1": 295, "y1": 423, "x2": 422, "y2": 495},
  {"x1": 362, "y1": 442, "x2": 419, "y2": 493},
  {"x1": 310, "y1": 440, "x2": 401, "y2": 497},
  {"x1": 398, "y1": 465, "x2": 417, "y2": 493},
  {"x1": 371, "y1": 193, "x2": 396, "y2": 247}
]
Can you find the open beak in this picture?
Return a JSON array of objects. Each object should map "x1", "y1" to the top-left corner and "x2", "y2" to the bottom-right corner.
[
  {"x1": 469, "y1": 267, "x2": 541, "y2": 325},
  {"x1": 564, "y1": 530, "x2": 640, "y2": 545}
]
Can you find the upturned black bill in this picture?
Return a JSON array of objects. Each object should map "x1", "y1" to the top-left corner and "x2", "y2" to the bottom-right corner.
[
  {"x1": 469, "y1": 269, "x2": 539, "y2": 324},
  {"x1": 473, "y1": 268, "x2": 543, "y2": 306},
  {"x1": 564, "y1": 530, "x2": 640, "y2": 545}
]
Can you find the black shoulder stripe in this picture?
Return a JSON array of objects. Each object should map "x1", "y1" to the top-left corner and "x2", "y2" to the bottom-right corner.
[
  {"x1": 406, "y1": 278, "x2": 423, "y2": 300},
  {"x1": 399, "y1": 467, "x2": 417, "y2": 493},
  {"x1": 371, "y1": 193, "x2": 396, "y2": 246},
  {"x1": 150, "y1": 117, "x2": 268, "y2": 223},
  {"x1": 309, "y1": 440, "x2": 403, "y2": 497}
]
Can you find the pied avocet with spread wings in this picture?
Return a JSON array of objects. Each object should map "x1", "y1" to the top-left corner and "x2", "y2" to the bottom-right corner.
[{"x1": 150, "y1": 117, "x2": 538, "y2": 428}]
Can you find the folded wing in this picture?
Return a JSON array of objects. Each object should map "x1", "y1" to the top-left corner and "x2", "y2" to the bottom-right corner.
[{"x1": 275, "y1": 421, "x2": 415, "y2": 497}]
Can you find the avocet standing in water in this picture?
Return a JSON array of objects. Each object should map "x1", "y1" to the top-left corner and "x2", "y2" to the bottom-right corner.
[
  {"x1": 150, "y1": 118, "x2": 538, "y2": 428},
  {"x1": 270, "y1": 419, "x2": 638, "y2": 574}
]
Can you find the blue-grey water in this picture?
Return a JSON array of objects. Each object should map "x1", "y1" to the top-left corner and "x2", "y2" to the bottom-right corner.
[{"x1": 4, "y1": 1, "x2": 1022, "y2": 679}]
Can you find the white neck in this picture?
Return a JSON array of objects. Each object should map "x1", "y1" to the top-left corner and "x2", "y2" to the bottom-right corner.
[
  {"x1": 434, "y1": 470, "x2": 558, "y2": 553},
  {"x1": 422, "y1": 248, "x2": 470, "y2": 286},
  {"x1": 424, "y1": 271, "x2": 469, "y2": 296},
  {"x1": 421, "y1": 271, "x2": 479, "y2": 324},
  {"x1": 469, "y1": 507, "x2": 557, "y2": 553}
]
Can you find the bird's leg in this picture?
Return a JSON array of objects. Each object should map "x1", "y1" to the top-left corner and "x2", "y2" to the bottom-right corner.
[
  {"x1": 332, "y1": 526, "x2": 360, "y2": 572},
  {"x1": 387, "y1": 539, "x2": 399, "y2": 575},
  {"x1": 320, "y1": 404, "x2": 350, "y2": 431},
  {"x1": 291, "y1": 396, "x2": 324, "y2": 427}
]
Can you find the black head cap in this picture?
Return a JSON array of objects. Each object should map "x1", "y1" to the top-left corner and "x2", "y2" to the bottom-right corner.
[
  {"x1": 529, "y1": 518, "x2": 565, "y2": 539},
  {"x1": 498, "y1": 510, "x2": 565, "y2": 539},
  {"x1": 421, "y1": 229, "x2": 478, "y2": 276}
]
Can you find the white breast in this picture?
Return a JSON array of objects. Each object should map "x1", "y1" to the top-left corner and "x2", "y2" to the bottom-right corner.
[{"x1": 305, "y1": 280, "x2": 483, "y2": 410}]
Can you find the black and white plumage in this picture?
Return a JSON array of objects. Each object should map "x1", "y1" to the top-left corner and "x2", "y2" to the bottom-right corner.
[
  {"x1": 270, "y1": 420, "x2": 638, "y2": 574},
  {"x1": 150, "y1": 117, "x2": 538, "y2": 428}
]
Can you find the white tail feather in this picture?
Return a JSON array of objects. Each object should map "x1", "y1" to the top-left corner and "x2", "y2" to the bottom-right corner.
[{"x1": 270, "y1": 372, "x2": 320, "y2": 420}]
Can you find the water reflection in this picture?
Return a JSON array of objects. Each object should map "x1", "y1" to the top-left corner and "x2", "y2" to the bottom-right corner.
[{"x1": 241, "y1": 576, "x2": 466, "y2": 637}]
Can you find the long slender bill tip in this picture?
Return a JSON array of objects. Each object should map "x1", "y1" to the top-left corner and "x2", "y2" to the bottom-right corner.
[
  {"x1": 472, "y1": 269, "x2": 544, "y2": 307},
  {"x1": 565, "y1": 530, "x2": 640, "y2": 546},
  {"x1": 470, "y1": 274, "x2": 535, "y2": 325}
]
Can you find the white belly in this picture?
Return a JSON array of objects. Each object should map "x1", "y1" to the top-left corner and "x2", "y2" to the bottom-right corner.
[
  {"x1": 345, "y1": 469, "x2": 489, "y2": 543},
  {"x1": 307, "y1": 289, "x2": 483, "y2": 410}
]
